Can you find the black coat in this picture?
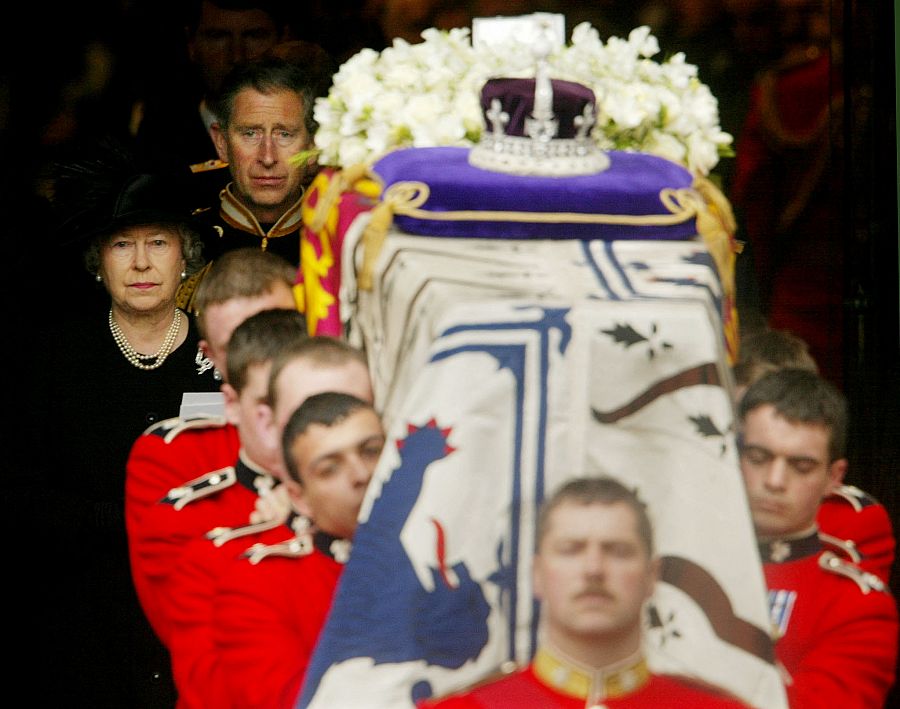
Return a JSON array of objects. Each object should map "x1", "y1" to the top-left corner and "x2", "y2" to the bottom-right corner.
[{"x1": 10, "y1": 307, "x2": 219, "y2": 708}]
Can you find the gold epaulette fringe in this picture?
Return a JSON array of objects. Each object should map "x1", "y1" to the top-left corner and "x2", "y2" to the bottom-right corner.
[{"x1": 177, "y1": 262, "x2": 214, "y2": 314}]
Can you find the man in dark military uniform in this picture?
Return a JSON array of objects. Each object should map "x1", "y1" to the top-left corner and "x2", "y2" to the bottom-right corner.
[
  {"x1": 185, "y1": 37, "x2": 338, "y2": 245},
  {"x1": 191, "y1": 50, "x2": 331, "y2": 268}
]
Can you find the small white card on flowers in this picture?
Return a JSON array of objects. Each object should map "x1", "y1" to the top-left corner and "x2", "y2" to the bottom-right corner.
[{"x1": 471, "y1": 12, "x2": 565, "y2": 50}]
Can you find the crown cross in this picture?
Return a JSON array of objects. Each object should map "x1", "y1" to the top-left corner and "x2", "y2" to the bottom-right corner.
[
  {"x1": 524, "y1": 28, "x2": 558, "y2": 143},
  {"x1": 486, "y1": 99, "x2": 509, "y2": 136},
  {"x1": 573, "y1": 104, "x2": 596, "y2": 141}
]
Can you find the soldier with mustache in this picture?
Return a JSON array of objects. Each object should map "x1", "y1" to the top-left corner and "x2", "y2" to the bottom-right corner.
[{"x1": 419, "y1": 477, "x2": 749, "y2": 707}]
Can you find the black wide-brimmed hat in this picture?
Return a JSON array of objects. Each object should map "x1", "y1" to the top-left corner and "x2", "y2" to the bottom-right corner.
[{"x1": 50, "y1": 136, "x2": 205, "y2": 247}]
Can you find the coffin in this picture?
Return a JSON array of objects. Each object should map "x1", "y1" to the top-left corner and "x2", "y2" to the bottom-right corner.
[{"x1": 293, "y1": 147, "x2": 786, "y2": 709}]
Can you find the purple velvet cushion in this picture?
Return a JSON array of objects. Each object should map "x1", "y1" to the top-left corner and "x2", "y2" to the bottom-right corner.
[{"x1": 371, "y1": 147, "x2": 698, "y2": 240}]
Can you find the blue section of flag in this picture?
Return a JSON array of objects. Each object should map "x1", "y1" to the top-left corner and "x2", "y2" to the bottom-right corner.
[
  {"x1": 297, "y1": 420, "x2": 490, "y2": 706},
  {"x1": 298, "y1": 308, "x2": 571, "y2": 707},
  {"x1": 435, "y1": 307, "x2": 570, "y2": 658}
]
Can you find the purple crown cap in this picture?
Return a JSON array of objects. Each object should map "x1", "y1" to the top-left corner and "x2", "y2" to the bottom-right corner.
[
  {"x1": 480, "y1": 78, "x2": 597, "y2": 141},
  {"x1": 469, "y1": 70, "x2": 610, "y2": 176}
]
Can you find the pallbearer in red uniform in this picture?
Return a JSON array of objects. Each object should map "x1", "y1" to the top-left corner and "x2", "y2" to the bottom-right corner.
[
  {"x1": 730, "y1": 327, "x2": 896, "y2": 585},
  {"x1": 418, "y1": 477, "x2": 750, "y2": 708},
  {"x1": 210, "y1": 392, "x2": 386, "y2": 709},
  {"x1": 128, "y1": 308, "x2": 308, "y2": 647},
  {"x1": 164, "y1": 339, "x2": 373, "y2": 709},
  {"x1": 737, "y1": 369, "x2": 898, "y2": 708}
]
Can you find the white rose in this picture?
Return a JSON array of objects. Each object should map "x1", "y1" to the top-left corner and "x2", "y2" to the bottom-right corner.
[
  {"x1": 603, "y1": 81, "x2": 658, "y2": 131},
  {"x1": 644, "y1": 130, "x2": 687, "y2": 165},
  {"x1": 686, "y1": 131, "x2": 727, "y2": 176}
]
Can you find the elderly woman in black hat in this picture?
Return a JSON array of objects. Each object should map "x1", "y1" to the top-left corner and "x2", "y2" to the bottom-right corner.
[
  {"x1": 13, "y1": 138, "x2": 221, "y2": 707},
  {"x1": 83, "y1": 178, "x2": 207, "y2": 375}
]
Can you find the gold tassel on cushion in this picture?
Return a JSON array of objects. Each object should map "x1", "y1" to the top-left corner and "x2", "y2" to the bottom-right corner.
[
  {"x1": 357, "y1": 181, "x2": 430, "y2": 290},
  {"x1": 691, "y1": 176, "x2": 742, "y2": 362},
  {"x1": 692, "y1": 176, "x2": 740, "y2": 289},
  {"x1": 357, "y1": 201, "x2": 394, "y2": 291}
]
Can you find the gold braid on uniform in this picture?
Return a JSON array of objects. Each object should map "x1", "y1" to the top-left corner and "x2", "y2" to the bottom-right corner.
[{"x1": 176, "y1": 262, "x2": 213, "y2": 314}]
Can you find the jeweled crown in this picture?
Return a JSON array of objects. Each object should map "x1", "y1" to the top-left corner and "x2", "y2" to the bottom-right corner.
[{"x1": 468, "y1": 35, "x2": 610, "y2": 177}]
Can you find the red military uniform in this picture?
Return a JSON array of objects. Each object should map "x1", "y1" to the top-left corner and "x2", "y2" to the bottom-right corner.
[
  {"x1": 167, "y1": 515, "x2": 309, "y2": 709},
  {"x1": 760, "y1": 532, "x2": 898, "y2": 708},
  {"x1": 419, "y1": 647, "x2": 749, "y2": 708},
  {"x1": 816, "y1": 484, "x2": 895, "y2": 584},
  {"x1": 125, "y1": 414, "x2": 240, "y2": 530},
  {"x1": 128, "y1": 449, "x2": 278, "y2": 646},
  {"x1": 212, "y1": 530, "x2": 348, "y2": 709}
]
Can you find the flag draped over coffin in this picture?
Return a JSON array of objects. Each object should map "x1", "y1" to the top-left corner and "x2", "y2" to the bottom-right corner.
[{"x1": 295, "y1": 220, "x2": 788, "y2": 709}]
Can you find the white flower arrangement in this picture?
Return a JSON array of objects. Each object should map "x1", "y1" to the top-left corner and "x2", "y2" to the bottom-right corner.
[{"x1": 312, "y1": 23, "x2": 733, "y2": 176}]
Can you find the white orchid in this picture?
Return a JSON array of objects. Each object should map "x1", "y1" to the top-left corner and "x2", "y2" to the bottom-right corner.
[{"x1": 313, "y1": 22, "x2": 733, "y2": 176}]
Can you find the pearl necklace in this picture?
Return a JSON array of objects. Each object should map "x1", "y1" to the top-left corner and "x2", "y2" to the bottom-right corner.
[{"x1": 108, "y1": 308, "x2": 182, "y2": 371}]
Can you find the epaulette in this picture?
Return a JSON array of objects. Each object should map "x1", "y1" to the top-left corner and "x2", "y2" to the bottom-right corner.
[
  {"x1": 818, "y1": 551, "x2": 887, "y2": 594},
  {"x1": 177, "y1": 262, "x2": 215, "y2": 314},
  {"x1": 818, "y1": 531, "x2": 862, "y2": 564},
  {"x1": 206, "y1": 515, "x2": 287, "y2": 547},
  {"x1": 243, "y1": 533, "x2": 313, "y2": 565},
  {"x1": 143, "y1": 414, "x2": 229, "y2": 443},
  {"x1": 242, "y1": 527, "x2": 353, "y2": 565},
  {"x1": 829, "y1": 484, "x2": 880, "y2": 512},
  {"x1": 161, "y1": 466, "x2": 236, "y2": 510}
]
